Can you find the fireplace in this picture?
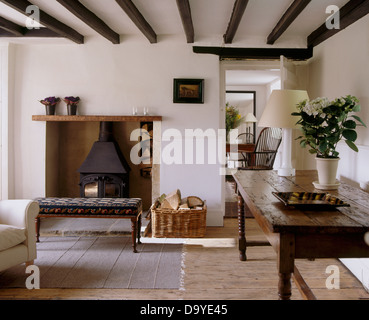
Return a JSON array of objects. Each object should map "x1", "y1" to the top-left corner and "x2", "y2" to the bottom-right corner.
[{"x1": 78, "y1": 121, "x2": 131, "y2": 198}]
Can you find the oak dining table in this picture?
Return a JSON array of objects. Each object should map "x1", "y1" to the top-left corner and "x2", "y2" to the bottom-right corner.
[{"x1": 232, "y1": 170, "x2": 369, "y2": 300}]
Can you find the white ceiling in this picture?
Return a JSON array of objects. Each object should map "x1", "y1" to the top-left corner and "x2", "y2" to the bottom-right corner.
[
  {"x1": 226, "y1": 69, "x2": 281, "y2": 86},
  {"x1": 0, "y1": 0, "x2": 349, "y2": 46}
]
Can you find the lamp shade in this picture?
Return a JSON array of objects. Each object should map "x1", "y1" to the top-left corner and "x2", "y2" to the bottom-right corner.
[
  {"x1": 245, "y1": 113, "x2": 258, "y2": 123},
  {"x1": 258, "y1": 90, "x2": 309, "y2": 129}
]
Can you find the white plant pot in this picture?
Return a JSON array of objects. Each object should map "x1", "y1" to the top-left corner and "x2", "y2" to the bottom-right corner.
[{"x1": 316, "y1": 157, "x2": 340, "y2": 185}]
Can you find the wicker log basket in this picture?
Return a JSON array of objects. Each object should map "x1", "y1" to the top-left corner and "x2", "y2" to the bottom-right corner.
[{"x1": 148, "y1": 190, "x2": 207, "y2": 238}]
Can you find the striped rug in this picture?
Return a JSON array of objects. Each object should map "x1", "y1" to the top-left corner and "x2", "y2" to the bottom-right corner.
[{"x1": 0, "y1": 236, "x2": 184, "y2": 289}]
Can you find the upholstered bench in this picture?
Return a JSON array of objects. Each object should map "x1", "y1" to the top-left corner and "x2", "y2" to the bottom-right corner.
[{"x1": 35, "y1": 197, "x2": 142, "y2": 253}]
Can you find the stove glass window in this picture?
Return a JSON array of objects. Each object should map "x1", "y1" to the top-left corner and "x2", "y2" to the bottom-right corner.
[
  {"x1": 84, "y1": 182, "x2": 98, "y2": 198},
  {"x1": 105, "y1": 183, "x2": 120, "y2": 198}
]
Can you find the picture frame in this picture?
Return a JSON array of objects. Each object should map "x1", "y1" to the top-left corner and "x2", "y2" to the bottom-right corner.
[{"x1": 173, "y1": 79, "x2": 204, "y2": 104}]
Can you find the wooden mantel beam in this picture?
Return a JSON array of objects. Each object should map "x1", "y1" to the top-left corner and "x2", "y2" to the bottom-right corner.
[
  {"x1": 176, "y1": 0, "x2": 194, "y2": 43},
  {"x1": 0, "y1": 0, "x2": 84, "y2": 43},
  {"x1": 32, "y1": 115, "x2": 163, "y2": 122},
  {"x1": 267, "y1": 0, "x2": 311, "y2": 45},
  {"x1": 308, "y1": 0, "x2": 369, "y2": 47},
  {"x1": 115, "y1": 0, "x2": 157, "y2": 43},
  {"x1": 56, "y1": 0, "x2": 120, "y2": 44},
  {"x1": 224, "y1": 0, "x2": 249, "y2": 44}
]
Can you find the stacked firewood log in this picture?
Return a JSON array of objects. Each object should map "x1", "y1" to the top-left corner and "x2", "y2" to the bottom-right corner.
[
  {"x1": 158, "y1": 189, "x2": 205, "y2": 210},
  {"x1": 144, "y1": 189, "x2": 205, "y2": 236}
]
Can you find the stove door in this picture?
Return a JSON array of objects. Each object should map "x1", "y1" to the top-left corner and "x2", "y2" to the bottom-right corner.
[{"x1": 80, "y1": 174, "x2": 127, "y2": 198}]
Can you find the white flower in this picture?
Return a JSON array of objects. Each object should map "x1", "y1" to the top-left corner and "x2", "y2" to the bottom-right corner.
[{"x1": 302, "y1": 97, "x2": 329, "y2": 116}]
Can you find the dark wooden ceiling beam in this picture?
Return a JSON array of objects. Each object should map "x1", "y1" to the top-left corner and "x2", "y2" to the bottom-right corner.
[
  {"x1": 115, "y1": 0, "x2": 157, "y2": 43},
  {"x1": 0, "y1": 27, "x2": 63, "y2": 38},
  {"x1": 267, "y1": 0, "x2": 311, "y2": 45},
  {"x1": 0, "y1": 0, "x2": 84, "y2": 43},
  {"x1": 176, "y1": 0, "x2": 194, "y2": 43},
  {"x1": 308, "y1": 0, "x2": 369, "y2": 47},
  {"x1": 56, "y1": 0, "x2": 119, "y2": 44},
  {"x1": 0, "y1": 16, "x2": 25, "y2": 36},
  {"x1": 193, "y1": 46, "x2": 313, "y2": 61},
  {"x1": 0, "y1": 15, "x2": 65, "y2": 38},
  {"x1": 224, "y1": 0, "x2": 249, "y2": 44}
]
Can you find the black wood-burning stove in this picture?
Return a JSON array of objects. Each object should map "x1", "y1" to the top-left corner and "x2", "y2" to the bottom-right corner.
[{"x1": 78, "y1": 122, "x2": 130, "y2": 198}]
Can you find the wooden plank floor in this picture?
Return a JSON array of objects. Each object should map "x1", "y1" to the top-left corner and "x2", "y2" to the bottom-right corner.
[{"x1": 0, "y1": 218, "x2": 368, "y2": 300}]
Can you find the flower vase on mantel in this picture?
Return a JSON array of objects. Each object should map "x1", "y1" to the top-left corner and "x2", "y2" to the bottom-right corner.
[
  {"x1": 45, "y1": 105, "x2": 56, "y2": 115},
  {"x1": 313, "y1": 157, "x2": 340, "y2": 190},
  {"x1": 40, "y1": 97, "x2": 60, "y2": 116},
  {"x1": 64, "y1": 96, "x2": 80, "y2": 116},
  {"x1": 67, "y1": 104, "x2": 77, "y2": 115}
]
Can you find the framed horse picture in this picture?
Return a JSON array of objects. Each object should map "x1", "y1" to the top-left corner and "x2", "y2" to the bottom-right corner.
[{"x1": 173, "y1": 79, "x2": 204, "y2": 104}]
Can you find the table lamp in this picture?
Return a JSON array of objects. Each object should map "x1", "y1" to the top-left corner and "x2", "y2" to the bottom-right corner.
[
  {"x1": 245, "y1": 113, "x2": 258, "y2": 143},
  {"x1": 258, "y1": 89, "x2": 309, "y2": 176}
]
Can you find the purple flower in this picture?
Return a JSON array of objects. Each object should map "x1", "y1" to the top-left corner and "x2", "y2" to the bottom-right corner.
[
  {"x1": 63, "y1": 96, "x2": 80, "y2": 105},
  {"x1": 39, "y1": 96, "x2": 60, "y2": 106}
]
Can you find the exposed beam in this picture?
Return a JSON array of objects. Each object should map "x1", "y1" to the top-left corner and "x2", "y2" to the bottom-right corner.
[
  {"x1": 0, "y1": 27, "x2": 63, "y2": 38},
  {"x1": 308, "y1": 0, "x2": 369, "y2": 47},
  {"x1": 0, "y1": 16, "x2": 25, "y2": 36},
  {"x1": 224, "y1": 0, "x2": 249, "y2": 44},
  {"x1": 22, "y1": 28, "x2": 63, "y2": 38},
  {"x1": 267, "y1": 0, "x2": 311, "y2": 45},
  {"x1": 176, "y1": 0, "x2": 194, "y2": 43},
  {"x1": 0, "y1": 0, "x2": 84, "y2": 43},
  {"x1": 0, "y1": 29, "x2": 18, "y2": 37},
  {"x1": 0, "y1": 16, "x2": 65, "y2": 38},
  {"x1": 56, "y1": 0, "x2": 119, "y2": 44},
  {"x1": 115, "y1": 0, "x2": 157, "y2": 43},
  {"x1": 193, "y1": 46, "x2": 313, "y2": 61}
]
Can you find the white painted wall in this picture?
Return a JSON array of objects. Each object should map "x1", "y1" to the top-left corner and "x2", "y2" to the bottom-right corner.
[
  {"x1": 9, "y1": 39, "x2": 223, "y2": 225},
  {"x1": 307, "y1": 14, "x2": 369, "y2": 291},
  {"x1": 0, "y1": 44, "x2": 15, "y2": 200}
]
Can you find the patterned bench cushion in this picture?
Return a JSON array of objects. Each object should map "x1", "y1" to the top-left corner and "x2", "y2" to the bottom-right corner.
[{"x1": 36, "y1": 198, "x2": 142, "y2": 217}]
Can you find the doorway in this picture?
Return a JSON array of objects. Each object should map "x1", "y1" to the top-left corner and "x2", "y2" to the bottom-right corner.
[
  {"x1": 226, "y1": 90, "x2": 256, "y2": 144},
  {"x1": 221, "y1": 61, "x2": 281, "y2": 217}
]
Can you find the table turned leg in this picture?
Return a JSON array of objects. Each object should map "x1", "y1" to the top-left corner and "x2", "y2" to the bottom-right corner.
[
  {"x1": 277, "y1": 233, "x2": 295, "y2": 300},
  {"x1": 278, "y1": 273, "x2": 292, "y2": 300},
  {"x1": 131, "y1": 217, "x2": 138, "y2": 253},
  {"x1": 238, "y1": 193, "x2": 247, "y2": 261}
]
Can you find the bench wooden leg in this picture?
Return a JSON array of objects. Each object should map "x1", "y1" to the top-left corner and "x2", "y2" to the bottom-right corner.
[
  {"x1": 131, "y1": 217, "x2": 138, "y2": 253},
  {"x1": 35, "y1": 217, "x2": 40, "y2": 243},
  {"x1": 137, "y1": 214, "x2": 142, "y2": 244}
]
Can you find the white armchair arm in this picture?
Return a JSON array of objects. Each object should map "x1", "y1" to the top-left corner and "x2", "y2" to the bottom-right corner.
[{"x1": 0, "y1": 200, "x2": 39, "y2": 260}]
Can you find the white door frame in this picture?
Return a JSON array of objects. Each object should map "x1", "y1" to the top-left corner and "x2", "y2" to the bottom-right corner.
[{"x1": 219, "y1": 60, "x2": 280, "y2": 217}]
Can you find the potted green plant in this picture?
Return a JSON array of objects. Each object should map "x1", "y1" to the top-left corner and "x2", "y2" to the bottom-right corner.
[
  {"x1": 40, "y1": 96, "x2": 60, "y2": 115},
  {"x1": 292, "y1": 95, "x2": 366, "y2": 188},
  {"x1": 226, "y1": 103, "x2": 245, "y2": 142}
]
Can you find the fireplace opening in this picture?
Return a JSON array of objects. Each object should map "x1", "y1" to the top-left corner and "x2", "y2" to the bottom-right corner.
[{"x1": 78, "y1": 121, "x2": 131, "y2": 198}]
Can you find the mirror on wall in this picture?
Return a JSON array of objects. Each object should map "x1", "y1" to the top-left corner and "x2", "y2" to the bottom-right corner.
[{"x1": 226, "y1": 91, "x2": 256, "y2": 144}]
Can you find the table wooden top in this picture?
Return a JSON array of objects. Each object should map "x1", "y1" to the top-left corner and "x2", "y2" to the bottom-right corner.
[
  {"x1": 226, "y1": 143, "x2": 255, "y2": 153},
  {"x1": 233, "y1": 170, "x2": 369, "y2": 235}
]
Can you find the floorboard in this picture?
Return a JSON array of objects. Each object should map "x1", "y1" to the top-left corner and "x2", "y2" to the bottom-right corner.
[{"x1": 0, "y1": 218, "x2": 367, "y2": 300}]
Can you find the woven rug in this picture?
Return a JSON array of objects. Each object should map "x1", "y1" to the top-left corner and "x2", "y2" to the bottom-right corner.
[{"x1": 0, "y1": 236, "x2": 184, "y2": 289}]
